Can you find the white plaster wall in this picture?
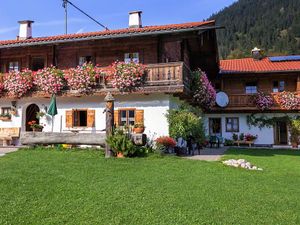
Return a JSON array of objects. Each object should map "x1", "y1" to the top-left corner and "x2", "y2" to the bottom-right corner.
[
  {"x1": 203, "y1": 113, "x2": 299, "y2": 145},
  {"x1": 0, "y1": 93, "x2": 171, "y2": 144}
]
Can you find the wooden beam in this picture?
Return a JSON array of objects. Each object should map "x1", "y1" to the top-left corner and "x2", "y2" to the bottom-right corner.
[{"x1": 20, "y1": 132, "x2": 106, "y2": 146}]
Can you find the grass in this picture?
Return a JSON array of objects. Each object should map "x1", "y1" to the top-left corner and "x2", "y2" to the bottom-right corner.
[{"x1": 0, "y1": 148, "x2": 299, "y2": 225}]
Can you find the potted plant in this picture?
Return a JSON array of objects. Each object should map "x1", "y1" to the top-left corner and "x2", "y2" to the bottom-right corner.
[
  {"x1": 0, "y1": 113, "x2": 11, "y2": 121},
  {"x1": 133, "y1": 123, "x2": 145, "y2": 134},
  {"x1": 28, "y1": 120, "x2": 44, "y2": 132},
  {"x1": 106, "y1": 129, "x2": 136, "y2": 158},
  {"x1": 36, "y1": 111, "x2": 46, "y2": 119},
  {"x1": 239, "y1": 133, "x2": 245, "y2": 141},
  {"x1": 232, "y1": 133, "x2": 238, "y2": 141},
  {"x1": 290, "y1": 120, "x2": 300, "y2": 148},
  {"x1": 244, "y1": 133, "x2": 258, "y2": 142}
]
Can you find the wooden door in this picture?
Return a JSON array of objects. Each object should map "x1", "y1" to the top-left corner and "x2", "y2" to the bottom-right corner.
[
  {"x1": 26, "y1": 104, "x2": 40, "y2": 131},
  {"x1": 274, "y1": 121, "x2": 288, "y2": 145}
]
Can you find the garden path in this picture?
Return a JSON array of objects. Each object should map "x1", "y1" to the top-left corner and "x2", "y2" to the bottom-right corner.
[
  {"x1": 0, "y1": 147, "x2": 20, "y2": 157},
  {"x1": 185, "y1": 147, "x2": 229, "y2": 161}
]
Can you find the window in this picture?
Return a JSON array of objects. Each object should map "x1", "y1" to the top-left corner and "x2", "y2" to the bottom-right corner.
[
  {"x1": 31, "y1": 57, "x2": 45, "y2": 71},
  {"x1": 9, "y1": 61, "x2": 19, "y2": 72},
  {"x1": 124, "y1": 53, "x2": 139, "y2": 64},
  {"x1": 73, "y1": 110, "x2": 88, "y2": 127},
  {"x1": 119, "y1": 109, "x2": 135, "y2": 126},
  {"x1": 66, "y1": 109, "x2": 95, "y2": 128},
  {"x1": 273, "y1": 81, "x2": 285, "y2": 93},
  {"x1": 226, "y1": 117, "x2": 239, "y2": 132},
  {"x1": 209, "y1": 118, "x2": 222, "y2": 135},
  {"x1": 79, "y1": 56, "x2": 92, "y2": 66},
  {"x1": 1, "y1": 107, "x2": 11, "y2": 115},
  {"x1": 245, "y1": 82, "x2": 257, "y2": 94}
]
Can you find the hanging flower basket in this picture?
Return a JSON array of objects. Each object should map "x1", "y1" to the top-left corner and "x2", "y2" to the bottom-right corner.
[
  {"x1": 252, "y1": 91, "x2": 274, "y2": 111},
  {"x1": 110, "y1": 61, "x2": 146, "y2": 92},
  {"x1": 3, "y1": 69, "x2": 33, "y2": 98},
  {"x1": 64, "y1": 63, "x2": 102, "y2": 94},
  {"x1": 275, "y1": 91, "x2": 300, "y2": 110},
  {"x1": 34, "y1": 66, "x2": 65, "y2": 94},
  {"x1": 193, "y1": 69, "x2": 216, "y2": 110}
]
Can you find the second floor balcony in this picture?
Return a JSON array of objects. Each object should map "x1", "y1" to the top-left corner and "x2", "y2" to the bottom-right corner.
[
  {"x1": 0, "y1": 62, "x2": 192, "y2": 99},
  {"x1": 214, "y1": 92, "x2": 300, "y2": 112}
]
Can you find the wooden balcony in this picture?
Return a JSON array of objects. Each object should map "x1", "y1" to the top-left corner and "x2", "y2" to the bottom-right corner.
[
  {"x1": 213, "y1": 92, "x2": 300, "y2": 112},
  {"x1": 0, "y1": 62, "x2": 192, "y2": 99}
]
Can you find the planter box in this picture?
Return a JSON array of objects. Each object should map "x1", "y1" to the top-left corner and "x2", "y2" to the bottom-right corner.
[{"x1": 0, "y1": 116, "x2": 12, "y2": 121}]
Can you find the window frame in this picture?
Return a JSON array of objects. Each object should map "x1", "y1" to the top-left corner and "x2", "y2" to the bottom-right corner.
[
  {"x1": 1, "y1": 107, "x2": 11, "y2": 115},
  {"x1": 209, "y1": 118, "x2": 222, "y2": 135},
  {"x1": 225, "y1": 117, "x2": 239, "y2": 132},
  {"x1": 8, "y1": 61, "x2": 20, "y2": 72},
  {"x1": 73, "y1": 109, "x2": 88, "y2": 127},
  {"x1": 78, "y1": 56, "x2": 93, "y2": 66},
  {"x1": 31, "y1": 56, "x2": 45, "y2": 71},
  {"x1": 245, "y1": 82, "x2": 258, "y2": 94},
  {"x1": 124, "y1": 52, "x2": 139, "y2": 64},
  {"x1": 118, "y1": 108, "x2": 136, "y2": 126},
  {"x1": 273, "y1": 80, "x2": 285, "y2": 93}
]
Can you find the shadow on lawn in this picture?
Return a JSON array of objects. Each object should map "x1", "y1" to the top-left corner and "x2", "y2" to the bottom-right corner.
[{"x1": 224, "y1": 148, "x2": 300, "y2": 157}]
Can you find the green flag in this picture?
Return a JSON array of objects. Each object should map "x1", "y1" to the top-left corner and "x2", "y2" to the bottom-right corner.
[{"x1": 47, "y1": 94, "x2": 58, "y2": 116}]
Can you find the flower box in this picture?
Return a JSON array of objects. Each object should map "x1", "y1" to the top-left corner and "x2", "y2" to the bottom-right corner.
[{"x1": 0, "y1": 116, "x2": 11, "y2": 121}]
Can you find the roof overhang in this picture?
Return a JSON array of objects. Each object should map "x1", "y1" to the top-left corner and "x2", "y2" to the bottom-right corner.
[{"x1": 0, "y1": 25, "x2": 222, "y2": 49}]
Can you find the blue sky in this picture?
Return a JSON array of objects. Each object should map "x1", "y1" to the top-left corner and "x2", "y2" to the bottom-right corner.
[{"x1": 0, "y1": 0, "x2": 236, "y2": 40}]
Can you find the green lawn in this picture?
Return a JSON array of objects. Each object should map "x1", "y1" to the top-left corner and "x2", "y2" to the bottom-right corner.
[{"x1": 0, "y1": 148, "x2": 299, "y2": 225}]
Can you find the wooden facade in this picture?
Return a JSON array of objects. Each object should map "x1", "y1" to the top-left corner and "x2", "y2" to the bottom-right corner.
[
  {"x1": 0, "y1": 28, "x2": 219, "y2": 98},
  {"x1": 212, "y1": 71, "x2": 300, "y2": 112}
]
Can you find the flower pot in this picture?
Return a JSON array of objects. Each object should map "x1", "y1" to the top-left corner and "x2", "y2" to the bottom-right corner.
[
  {"x1": 32, "y1": 127, "x2": 43, "y2": 132},
  {"x1": 133, "y1": 127, "x2": 145, "y2": 134},
  {"x1": 0, "y1": 116, "x2": 11, "y2": 121},
  {"x1": 291, "y1": 142, "x2": 298, "y2": 148},
  {"x1": 117, "y1": 152, "x2": 125, "y2": 158}
]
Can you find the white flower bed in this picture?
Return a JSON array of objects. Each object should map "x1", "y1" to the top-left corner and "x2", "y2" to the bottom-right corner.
[{"x1": 223, "y1": 159, "x2": 263, "y2": 171}]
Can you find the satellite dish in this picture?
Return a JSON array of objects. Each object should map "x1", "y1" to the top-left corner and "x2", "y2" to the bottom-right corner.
[{"x1": 216, "y1": 92, "x2": 229, "y2": 108}]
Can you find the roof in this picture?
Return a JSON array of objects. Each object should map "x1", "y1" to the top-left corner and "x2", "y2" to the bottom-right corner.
[
  {"x1": 0, "y1": 20, "x2": 215, "y2": 48},
  {"x1": 220, "y1": 57, "x2": 300, "y2": 74}
]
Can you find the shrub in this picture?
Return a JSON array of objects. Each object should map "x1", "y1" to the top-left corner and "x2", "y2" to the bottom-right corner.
[
  {"x1": 110, "y1": 61, "x2": 146, "y2": 92},
  {"x1": 34, "y1": 66, "x2": 65, "y2": 94},
  {"x1": 166, "y1": 106, "x2": 205, "y2": 144},
  {"x1": 192, "y1": 69, "x2": 216, "y2": 110},
  {"x1": 4, "y1": 69, "x2": 33, "y2": 98},
  {"x1": 155, "y1": 136, "x2": 177, "y2": 148},
  {"x1": 106, "y1": 129, "x2": 137, "y2": 157},
  {"x1": 64, "y1": 63, "x2": 101, "y2": 94},
  {"x1": 224, "y1": 139, "x2": 234, "y2": 146},
  {"x1": 290, "y1": 119, "x2": 300, "y2": 144},
  {"x1": 252, "y1": 91, "x2": 274, "y2": 111}
]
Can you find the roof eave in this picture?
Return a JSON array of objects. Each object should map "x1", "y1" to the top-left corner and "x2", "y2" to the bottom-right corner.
[
  {"x1": 0, "y1": 25, "x2": 220, "y2": 49},
  {"x1": 219, "y1": 70, "x2": 300, "y2": 75}
]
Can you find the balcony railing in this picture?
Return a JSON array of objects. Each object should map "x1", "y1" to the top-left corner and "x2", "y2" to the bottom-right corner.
[
  {"x1": 98, "y1": 62, "x2": 191, "y2": 93},
  {"x1": 215, "y1": 92, "x2": 300, "y2": 111},
  {"x1": 0, "y1": 62, "x2": 192, "y2": 99}
]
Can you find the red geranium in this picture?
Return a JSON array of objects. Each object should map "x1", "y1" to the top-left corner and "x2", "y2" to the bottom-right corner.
[{"x1": 156, "y1": 136, "x2": 177, "y2": 148}]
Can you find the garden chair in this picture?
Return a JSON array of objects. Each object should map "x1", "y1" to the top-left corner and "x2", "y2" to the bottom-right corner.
[{"x1": 209, "y1": 135, "x2": 220, "y2": 148}]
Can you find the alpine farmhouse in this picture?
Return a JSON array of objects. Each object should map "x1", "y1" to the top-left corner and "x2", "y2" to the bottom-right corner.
[{"x1": 0, "y1": 12, "x2": 219, "y2": 146}]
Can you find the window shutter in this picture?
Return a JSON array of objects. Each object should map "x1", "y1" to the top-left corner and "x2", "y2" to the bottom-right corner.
[
  {"x1": 87, "y1": 110, "x2": 96, "y2": 127},
  {"x1": 114, "y1": 110, "x2": 119, "y2": 127},
  {"x1": 66, "y1": 110, "x2": 73, "y2": 128},
  {"x1": 135, "y1": 109, "x2": 144, "y2": 124}
]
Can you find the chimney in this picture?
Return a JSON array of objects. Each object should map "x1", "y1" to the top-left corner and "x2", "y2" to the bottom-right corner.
[
  {"x1": 18, "y1": 20, "x2": 34, "y2": 40},
  {"x1": 251, "y1": 47, "x2": 264, "y2": 60},
  {"x1": 129, "y1": 11, "x2": 142, "y2": 28}
]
